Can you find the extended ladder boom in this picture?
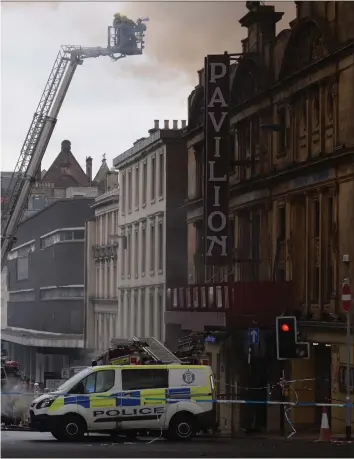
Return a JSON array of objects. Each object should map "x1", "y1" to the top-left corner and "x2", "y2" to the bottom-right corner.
[
  {"x1": 1, "y1": 22, "x2": 147, "y2": 270},
  {"x1": 133, "y1": 336, "x2": 182, "y2": 364}
]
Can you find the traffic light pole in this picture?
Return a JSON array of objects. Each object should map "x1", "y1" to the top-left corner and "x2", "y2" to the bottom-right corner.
[
  {"x1": 342, "y1": 277, "x2": 352, "y2": 441},
  {"x1": 345, "y1": 309, "x2": 351, "y2": 441}
]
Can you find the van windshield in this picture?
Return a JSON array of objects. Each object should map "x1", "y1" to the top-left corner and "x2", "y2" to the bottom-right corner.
[{"x1": 54, "y1": 367, "x2": 92, "y2": 393}]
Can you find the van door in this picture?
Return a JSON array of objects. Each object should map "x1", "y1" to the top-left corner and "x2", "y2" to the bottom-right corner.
[
  {"x1": 168, "y1": 367, "x2": 214, "y2": 413},
  {"x1": 120, "y1": 367, "x2": 168, "y2": 431},
  {"x1": 68, "y1": 368, "x2": 118, "y2": 431}
]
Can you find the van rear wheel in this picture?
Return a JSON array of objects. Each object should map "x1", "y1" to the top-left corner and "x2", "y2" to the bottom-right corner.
[
  {"x1": 167, "y1": 413, "x2": 195, "y2": 441},
  {"x1": 52, "y1": 414, "x2": 86, "y2": 442}
]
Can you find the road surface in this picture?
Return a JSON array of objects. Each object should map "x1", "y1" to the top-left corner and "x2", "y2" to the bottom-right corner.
[{"x1": 1, "y1": 430, "x2": 354, "y2": 458}]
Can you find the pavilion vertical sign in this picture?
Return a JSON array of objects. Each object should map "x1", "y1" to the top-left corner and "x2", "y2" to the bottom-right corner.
[{"x1": 204, "y1": 53, "x2": 231, "y2": 266}]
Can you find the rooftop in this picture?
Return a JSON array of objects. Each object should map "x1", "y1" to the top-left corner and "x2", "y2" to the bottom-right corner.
[{"x1": 113, "y1": 119, "x2": 186, "y2": 169}]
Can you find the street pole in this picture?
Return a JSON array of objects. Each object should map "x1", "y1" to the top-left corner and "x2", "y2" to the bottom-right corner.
[
  {"x1": 342, "y1": 278, "x2": 352, "y2": 441},
  {"x1": 345, "y1": 309, "x2": 351, "y2": 441}
]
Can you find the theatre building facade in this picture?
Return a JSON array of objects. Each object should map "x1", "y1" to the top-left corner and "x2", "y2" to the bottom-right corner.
[{"x1": 165, "y1": 2, "x2": 354, "y2": 435}]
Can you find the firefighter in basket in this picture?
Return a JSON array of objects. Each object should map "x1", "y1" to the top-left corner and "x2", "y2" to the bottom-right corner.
[{"x1": 113, "y1": 13, "x2": 138, "y2": 54}]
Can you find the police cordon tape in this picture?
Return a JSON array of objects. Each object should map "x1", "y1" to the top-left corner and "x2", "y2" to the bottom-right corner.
[{"x1": 2, "y1": 392, "x2": 354, "y2": 408}]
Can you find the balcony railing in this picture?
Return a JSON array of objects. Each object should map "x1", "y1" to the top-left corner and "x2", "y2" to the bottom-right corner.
[{"x1": 166, "y1": 281, "x2": 294, "y2": 326}]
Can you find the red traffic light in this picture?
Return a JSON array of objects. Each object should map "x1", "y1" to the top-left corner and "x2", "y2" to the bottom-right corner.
[{"x1": 281, "y1": 324, "x2": 290, "y2": 332}]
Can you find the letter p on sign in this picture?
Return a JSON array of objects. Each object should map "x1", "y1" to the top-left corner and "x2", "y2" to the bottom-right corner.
[
  {"x1": 342, "y1": 282, "x2": 351, "y2": 312},
  {"x1": 209, "y1": 63, "x2": 227, "y2": 83}
]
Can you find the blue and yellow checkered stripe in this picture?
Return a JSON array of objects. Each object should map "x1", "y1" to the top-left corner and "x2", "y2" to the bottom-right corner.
[{"x1": 47, "y1": 386, "x2": 212, "y2": 412}]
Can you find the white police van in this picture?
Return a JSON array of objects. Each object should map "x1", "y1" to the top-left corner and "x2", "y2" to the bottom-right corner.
[{"x1": 29, "y1": 364, "x2": 216, "y2": 441}]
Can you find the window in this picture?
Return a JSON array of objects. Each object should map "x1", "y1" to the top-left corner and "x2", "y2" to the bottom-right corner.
[
  {"x1": 159, "y1": 152, "x2": 164, "y2": 198},
  {"x1": 142, "y1": 161, "x2": 147, "y2": 206},
  {"x1": 70, "y1": 369, "x2": 115, "y2": 394},
  {"x1": 313, "y1": 89, "x2": 320, "y2": 126},
  {"x1": 95, "y1": 265, "x2": 99, "y2": 297},
  {"x1": 278, "y1": 107, "x2": 286, "y2": 153},
  {"x1": 134, "y1": 227, "x2": 139, "y2": 278},
  {"x1": 141, "y1": 224, "x2": 146, "y2": 274},
  {"x1": 121, "y1": 369, "x2": 168, "y2": 391},
  {"x1": 17, "y1": 256, "x2": 29, "y2": 280},
  {"x1": 40, "y1": 286, "x2": 84, "y2": 300},
  {"x1": 121, "y1": 172, "x2": 126, "y2": 214},
  {"x1": 40, "y1": 229, "x2": 85, "y2": 249},
  {"x1": 158, "y1": 220, "x2": 163, "y2": 272},
  {"x1": 135, "y1": 165, "x2": 140, "y2": 208},
  {"x1": 127, "y1": 231, "x2": 132, "y2": 277},
  {"x1": 314, "y1": 200, "x2": 320, "y2": 238},
  {"x1": 106, "y1": 262, "x2": 110, "y2": 298},
  {"x1": 278, "y1": 206, "x2": 286, "y2": 240},
  {"x1": 313, "y1": 266, "x2": 320, "y2": 302},
  {"x1": 151, "y1": 156, "x2": 156, "y2": 201},
  {"x1": 9, "y1": 290, "x2": 35, "y2": 302},
  {"x1": 121, "y1": 230, "x2": 126, "y2": 278},
  {"x1": 150, "y1": 222, "x2": 155, "y2": 272},
  {"x1": 113, "y1": 262, "x2": 117, "y2": 298},
  {"x1": 128, "y1": 169, "x2": 132, "y2": 213},
  {"x1": 195, "y1": 147, "x2": 204, "y2": 198}
]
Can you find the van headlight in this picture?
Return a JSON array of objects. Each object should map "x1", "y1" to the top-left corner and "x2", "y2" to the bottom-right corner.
[{"x1": 36, "y1": 397, "x2": 57, "y2": 409}]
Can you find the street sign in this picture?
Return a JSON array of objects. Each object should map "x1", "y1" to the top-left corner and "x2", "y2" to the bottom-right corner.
[
  {"x1": 61, "y1": 368, "x2": 70, "y2": 379},
  {"x1": 248, "y1": 328, "x2": 259, "y2": 345},
  {"x1": 342, "y1": 283, "x2": 352, "y2": 312},
  {"x1": 45, "y1": 379, "x2": 66, "y2": 391},
  {"x1": 205, "y1": 335, "x2": 216, "y2": 344}
]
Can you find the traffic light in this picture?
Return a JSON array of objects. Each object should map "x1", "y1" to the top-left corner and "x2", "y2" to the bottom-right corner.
[{"x1": 276, "y1": 316, "x2": 310, "y2": 360}]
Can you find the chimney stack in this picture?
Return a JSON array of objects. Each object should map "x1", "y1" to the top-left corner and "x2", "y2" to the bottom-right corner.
[
  {"x1": 164, "y1": 120, "x2": 169, "y2": 129},
  {"x1": 86, "y1": 156, "x2": 93, "y2": 185},
  {"x1": 154, "y1": 120, "x2": 159, "y2": 129},
  {"x1": 172, "y1": 120, "x2": 178, "y2": 129},
  {"x1": 181, "y1": 120, "x2": 187, "y2": 128}
]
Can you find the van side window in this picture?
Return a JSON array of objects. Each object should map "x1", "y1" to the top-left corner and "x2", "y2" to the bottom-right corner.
[
  {"x1": 122, "y1": 369, "x2": 168, "y2": 391},
  {"x1": 70, "y1": 370, "x2": 115, "y2": 394}
]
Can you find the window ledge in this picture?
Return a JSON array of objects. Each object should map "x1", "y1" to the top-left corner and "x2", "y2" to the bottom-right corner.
[
  {"x1": 158, "y1": 195, "x2": 163, "y2": 201},
  {"x1": 151, "y1": 199, "x2": 155, "y2": 204},
  {"x1": 150, "y1": 270, "x2": 155, "y2": 276}
]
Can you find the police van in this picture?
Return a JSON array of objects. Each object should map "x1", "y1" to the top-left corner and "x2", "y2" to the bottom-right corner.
[{"x1": 29, "y1": 364, "x2": 216, "y2": 442}]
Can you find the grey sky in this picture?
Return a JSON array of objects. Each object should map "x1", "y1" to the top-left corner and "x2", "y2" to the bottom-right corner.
[{"x1": 1, "y1": 1, "x2": 295, "y2": 175}]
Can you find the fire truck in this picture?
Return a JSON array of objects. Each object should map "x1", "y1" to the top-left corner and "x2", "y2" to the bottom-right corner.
[{"x1": 92, "y1": 336, "x2": 210, "y2": 367}]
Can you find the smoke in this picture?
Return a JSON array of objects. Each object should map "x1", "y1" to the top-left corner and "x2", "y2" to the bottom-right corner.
[
  {"x1": 2, "y1": 1, "x2": 296, "y2": 83},
  {"x1": 119, "y1": 1, "x2": 296, "y2": 81},
  {"x1": 1, "y1": 378, "x2": 33, "y2": 424}
]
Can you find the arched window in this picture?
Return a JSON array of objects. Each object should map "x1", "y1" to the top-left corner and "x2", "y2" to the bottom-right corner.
[{"x1": 280, "y1": 19, "x2": 330, "y2": 79}]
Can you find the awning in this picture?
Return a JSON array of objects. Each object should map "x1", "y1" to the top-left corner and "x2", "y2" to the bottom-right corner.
[{"x1": 1, "y1": 327, "x2": 84, "y2": 348}]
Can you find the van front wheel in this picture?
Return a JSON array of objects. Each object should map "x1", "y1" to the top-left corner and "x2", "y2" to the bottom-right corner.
[
  {"x1": 52, "y1": 414, "x2": 86, "y2": 442},
  {"x1": 167, "y1": 413, "x2": 195, "y2": 441}
]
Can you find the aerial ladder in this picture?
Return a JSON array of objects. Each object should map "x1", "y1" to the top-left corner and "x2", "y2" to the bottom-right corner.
[
  {"x1": 132, "y1": 336, "x2": 182, "y2": 364},
  {"x1": 0, "y1": 17, "x2": 148, "y2": 270}
]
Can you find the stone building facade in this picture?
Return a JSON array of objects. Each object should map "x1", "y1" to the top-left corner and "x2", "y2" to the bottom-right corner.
[{"x1": 166, "y1": 1, "x2": 354, "y2": 435}]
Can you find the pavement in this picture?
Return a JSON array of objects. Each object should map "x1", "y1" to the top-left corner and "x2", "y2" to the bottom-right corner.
[{"x1": 1, "y1": 430, "x2": 354, "y2": 458}]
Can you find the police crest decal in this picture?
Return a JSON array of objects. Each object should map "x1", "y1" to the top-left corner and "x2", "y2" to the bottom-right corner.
[{"x1": 182, "y1": 369, "x2": 195, "y2": 384}]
